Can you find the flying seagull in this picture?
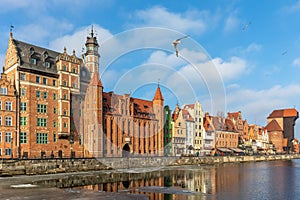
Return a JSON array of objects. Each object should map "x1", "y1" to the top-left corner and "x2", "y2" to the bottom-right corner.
[
  {"x1": 281, "y1": 50, "x2": 288, "y2": 55},
  {"x1": 242, "y1": 21, "x2": 252, "y2": 30},
  {"x1": 172, "y1": 35, "x2": 189, "y2": 57}
]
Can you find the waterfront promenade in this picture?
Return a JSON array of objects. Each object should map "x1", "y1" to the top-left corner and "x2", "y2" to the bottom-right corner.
[{"x1": 0, "y1": 154, "x2": 299, "y2": 176}]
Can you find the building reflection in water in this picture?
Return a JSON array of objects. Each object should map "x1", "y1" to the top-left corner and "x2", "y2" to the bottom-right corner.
[
  {"x1": 63, "y1": 166, "x2": 222, "y2": 200},
  {"x1": 33, "y1": 165, "x2": 247, "y2": 200}
]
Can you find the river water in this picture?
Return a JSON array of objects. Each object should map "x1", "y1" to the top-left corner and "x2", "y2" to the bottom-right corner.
[{"x1": 0, "y1": 159, "x2": 299, "y2": 200}]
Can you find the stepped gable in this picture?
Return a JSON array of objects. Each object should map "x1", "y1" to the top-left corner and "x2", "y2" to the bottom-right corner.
[
  {"x1": 102, "y1": 91, "x2": 155, "y2": 118},
  {"x1": 268, "y1": 108, "x2": 298, "y2": 118},
  {"x1": 102, "y1": 92, "x2": 122, "y2": 115},
  {"x1": 266, "y1": 119, "x2": 283, "y2": 131}
]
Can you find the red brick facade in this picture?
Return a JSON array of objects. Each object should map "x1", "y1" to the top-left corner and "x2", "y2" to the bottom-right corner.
[{"x1": 1, "y1": 30, "x2": 164, "y2": 158}]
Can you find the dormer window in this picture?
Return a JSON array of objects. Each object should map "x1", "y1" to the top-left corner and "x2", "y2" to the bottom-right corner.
[
  {"x1": 31, "y1": 58, "x2": 36, "y2": 65},
  {"x1": 44, "y1": 52, "x2": 48, "y2": 59},
  {"x1": 30, "y1": 48, "x2": 34, "y2": 55},
  {"x1": 45, "y1": 62, "x2": 50, "y2": 68}
]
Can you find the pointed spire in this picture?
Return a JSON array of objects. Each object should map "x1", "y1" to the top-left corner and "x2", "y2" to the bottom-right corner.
[
  {"x1": 153, "y1": 85, "x2": 164, "y2": 101},
  {"x1": 89, "y1": 72, "x2": 103, "y2": 87},
  {"x1": 10, "y1": 25, "x2": 14, "y2": 38},
  {"x1": 91, "y1": 25, "x2": 94, "y2": 37}
]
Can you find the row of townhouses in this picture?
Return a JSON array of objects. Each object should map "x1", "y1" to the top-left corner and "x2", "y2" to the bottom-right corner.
[
  {"x1": 164, "y1": 103, "x2": 299, "y2": 156},
  {"x1": 0, "y1": 29, "x2": 298, "y2": 159}
]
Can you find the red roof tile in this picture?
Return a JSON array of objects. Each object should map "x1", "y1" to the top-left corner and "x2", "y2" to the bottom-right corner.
[
  {"x1": 265, "y1": 120, "x2": 282, "y2": 131},
  {"x1": 153, "y1": 86, "x2": 164, "y2": 101},
  {"x1": 182, "y1": 109, "x2": 194, "y2": 122},
  {"x1": 268, "y1": 108, "x2": 298, "y2": 118}
]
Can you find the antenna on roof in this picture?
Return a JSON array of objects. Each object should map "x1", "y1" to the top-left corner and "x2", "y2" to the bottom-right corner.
[{"x1": 158, "y1": 78, "x2": 160, "y2": 87}]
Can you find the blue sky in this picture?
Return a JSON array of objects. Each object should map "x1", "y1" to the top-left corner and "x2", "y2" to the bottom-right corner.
[{"x1": 1, "y1": 0, "x2": 300, "y2": 136}]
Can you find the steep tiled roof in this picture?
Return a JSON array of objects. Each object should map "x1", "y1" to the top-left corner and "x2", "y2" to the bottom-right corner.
[
  {"x1": 102, "y1": 91, "x2": 155, "y2": 118},
  {"x1": 131, "y1": 98, "x2": 153, "y2": 114},
  {"x1": 89, "y1": 72, "x2": 102, "y2": 87},
  {"x1": 265, "y1": 119, "x2": 283, "y2": 131},
  {"x1": 211, "y1": 116, "x2": 237, "y2": 131},
  {"x1": 203, "y1": 114, "x2": 214, "y2": 132},
  {"x1": 182, "y1": 109, "x2": 194, "y2": 122},
  {"x1": 227, "y1": 111, "x2": 240, "y2": 120},
  {"x1": 184, "y1": 104, "x2": 194, "y2": 109},
  {"x1": 153, "y1": 86, "x2": 164, "y2": 101},
  {"x1": 13, "y1": 39, "x2": 60, "y2": 74},
  {"x1": 225, "y1": 118, "x2": 236, "y2": 131},
  {"x1": 268, "y1": 108, "x2": 298, "y2": 118}
]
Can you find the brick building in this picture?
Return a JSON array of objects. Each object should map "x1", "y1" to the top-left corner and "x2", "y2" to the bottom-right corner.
[
  {"x1": 267, "y1": 108, "x2": 299, "y2": 153},
  {"x1": 1, "y1": 28, "x2": 164, "y2": 158},
  {"x1": 0, "y1": 73, "x2": 17, "y2": 158}
]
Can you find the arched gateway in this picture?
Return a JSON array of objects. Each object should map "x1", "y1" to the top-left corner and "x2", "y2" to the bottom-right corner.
[{"x1": 122, "y1": 144, "x2": 130, "y2": 157}]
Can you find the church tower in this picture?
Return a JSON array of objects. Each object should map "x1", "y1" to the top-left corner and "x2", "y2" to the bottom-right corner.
[
  {"x1": 83, "y1": 27, "x2": 104, "y2": 157},
  {"x1": 153, "y1": 84, "x2": 164, "y2": 156},
  {"x1": 85, "y1": 26, "x2": 99, "y2": 73}
]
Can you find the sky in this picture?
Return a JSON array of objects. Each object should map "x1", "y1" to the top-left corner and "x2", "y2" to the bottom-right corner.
[{"x1": 1, "y1": 0, "x2": 300, "y2": 137}]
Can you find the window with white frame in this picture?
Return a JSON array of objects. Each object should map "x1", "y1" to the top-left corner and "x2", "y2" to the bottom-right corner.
[
  {"x1": 21, "y1": 88, "x2": 26, "y2": 96},
  {"x1": 5, "y1": 132, "x2": 11, "y2": 143},
  {"x1": 20, "y1": 73, "x2": 26, "y2": 81},
  {"x1": 5, "y1": 102, "x2": 12, "y2": 111},
  {"x1": 20, "y1": 132, "x2": 27, "y2": 143},
  {"x1": 5, "y1": 148, "x2": 11, "y2": 156},
  {"x1": 5, "y1": 116, "x2": 12, "y2": 126},
  {"x1": 20, "y1": 102, "x2": 27, "y2": 111},
  {"x1": 0, "y1": 87, "x2": 7, "y2": 95}
]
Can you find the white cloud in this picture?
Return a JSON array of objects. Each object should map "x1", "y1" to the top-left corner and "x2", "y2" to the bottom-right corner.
[
  {"x1": 243, "y1": 43, "x2": 262, "y2": 53},
  {"x1": 0, "y1": 0, "x2": 34, "y2": 12},
  {"x1": 293, "y1": 57, "x2": 300, "y2": 67},
  {"x1": 227, "y1": 84, "x2": 300, "y2": 125},
  {"x1": 212, "y1": 56, "x2": 247, "y2": 81},
  {"x1": 145, "y1": 51, "x2": 186, "y2": 68},
  {"x1": 49, "y1": 24, "x2": 112, "y2": 56},
  {"x1": 224, "y1": 15, "x2": 240, "y2": 32},
  {"x1": 231, "y1": 43, "x2": 262, "y2": 55},
  {"x1": 132, "y1": 6, "x2": 207, "y2": 34},
  {"x1": 283, "y1": 0, "x2": 300, "y2": 13}
]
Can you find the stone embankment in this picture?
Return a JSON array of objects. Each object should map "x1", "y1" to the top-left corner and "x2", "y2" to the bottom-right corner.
[{"x1": 0, "y1": 154, "x2": 299, "y2": 176}]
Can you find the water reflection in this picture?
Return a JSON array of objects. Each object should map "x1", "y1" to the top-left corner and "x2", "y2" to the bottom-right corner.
[{"x1": 25, "y1": 160, "x2": 300, "y2": 199}]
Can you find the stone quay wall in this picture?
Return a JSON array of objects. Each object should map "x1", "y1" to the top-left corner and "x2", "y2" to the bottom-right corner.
[{"x1": 0, "y1": 154, "x2": 299, "y2": 176}]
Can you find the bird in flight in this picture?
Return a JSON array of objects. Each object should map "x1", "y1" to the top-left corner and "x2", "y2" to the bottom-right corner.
[
  {"x1": 172, "y1": 35, "x2": 189, "y2": 57},
  {"x1": 242, "y1": 21, "x2": 252, "y2": 30},
  {"x1": 281, "y1": 50, "x2": 288, "y2": 55}
]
